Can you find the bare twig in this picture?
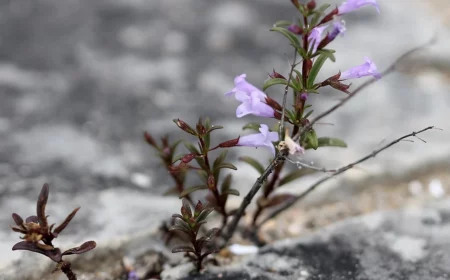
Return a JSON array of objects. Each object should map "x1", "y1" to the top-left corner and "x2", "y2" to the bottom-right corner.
[
  {"x1": 257, "y1": 126, "x2": 436, "y2": 227},
  {"x1": 279, "y1": 49, "x2": 298, "y2": 140},
  {"x1": 293, "y1": 37, "x2": 436, "y2": 142}
]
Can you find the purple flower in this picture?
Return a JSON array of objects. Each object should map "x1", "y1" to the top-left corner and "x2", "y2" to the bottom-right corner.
[
  {"x1": 328, "y1": 20, "x2": 346, "y2": 41},
  {"x1": 225, "y1": 74, "x2": 266, "y2": 101},
  {"x1": 237, "y1": 124, "x2": 279, "y2": 155},
  {"x1": 338, "y1": 0, "x2": 379, "y2": 15},
  {"x1": 128, "y1": 271, "x2": 139, "y2": 280},
  {"x1": 288, "y1": 24, "x2": 303, "y2": 35},
  {"x1": 300, "y1": 93, "x2": 308, "y2": 101},
  {"x1": 308, "y1": 25, "x2": 328, "y2": 54},
  {"x1": 235, "y1": 91, "x2": 275, "y2": 118},
  {"x1": 340, "y1": 57, "x2": 381, "y2": 80}
]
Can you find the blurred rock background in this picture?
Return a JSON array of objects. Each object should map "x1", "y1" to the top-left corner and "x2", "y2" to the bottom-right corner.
[{"x1": 0, "y1": 0, "x2": 449, "y2": 278}]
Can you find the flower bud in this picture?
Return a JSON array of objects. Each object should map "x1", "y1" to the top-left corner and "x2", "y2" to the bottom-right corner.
[
  {"x1": 218, "y1": 137, "x2": 240, "y2": 148},
  {"x1": 319, "y1": 7, "x2": 339, "y2": 25},
  {"x1": 288, "y1": 24, "x2": 303, "y2": 35},
  {"x1": 307, "y1": 0, "x2": 316, "y2": 10},
  {"x1": 143, "y1": 131, "x2": 157, "y2": 147},
  {"x1": 181, "y1": 153, "x2": 196, "y2": 163},
  {"x1": 265, "y1": 96, "x2": 283, "y2": 111},
  {"x1": 268, "y1": 69, "x2": 286, "y2": 80},
  {"x1": 173, "y1": 119, "x2": 197, "y2": 135}
]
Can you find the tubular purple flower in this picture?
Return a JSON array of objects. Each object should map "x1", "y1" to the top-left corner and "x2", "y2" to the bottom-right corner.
[
  {"x1": 235, "y1": 91, "x2": 275, "y2": 118},
  {"x1": 308, "y1": 25, "x2": 328, "y2": 54},
  {"x1": 225, "y1": 74, "x2": 266, "y2": 101},
  {"x1": 338, "y1": 0, "x2": 380, "y2": 15},
  {"x1": 237, "y1": 124, "x2": 279, "y2": 155},
  {"x1": 339, "y1": 57, "x2": 381, "y2": 80},
  {"x1": 328, "y1": 20, "x2": 346, "y2": 41}
]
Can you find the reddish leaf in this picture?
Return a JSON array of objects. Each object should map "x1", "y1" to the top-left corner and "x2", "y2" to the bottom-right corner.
[
  {"x1": 181, "y1": 198, "x2": 192, "y2": 218},
  {"x1": 37, "y1": 183, "x2": 49, "y2": 228},
  {"x1": 62, "y1": 241, "x2": 96, "y2": 256},
  {"x1": 12, "y1": 213, "x2": 23, "y2": 226},
  {"x1": 53, "y1": 207, "x2": 80, "y2": 236},
  {"x1": 12, "y1": 241, "x2": 62, "y2": 263},
  {"x1": 172, "y1": 245, "x2": 195, "y2": 254},
  {"x1": 194, "y1": 201, "x2": 204, "y2": 216}
]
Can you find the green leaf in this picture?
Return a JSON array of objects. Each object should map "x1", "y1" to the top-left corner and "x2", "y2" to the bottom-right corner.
[
  {"x1": 206, "y1": 125, "x2": 223, "y2": 134},
  {"x1": 239, "y1": 156, "x2": 265, "y2": 174},
  {"x1": 184, "y1": 142, "x2": 199, "y2": 154},
  {"x1": 307, "y1": 52, "x2": 329, "y2": 88},
  {"x1": 274, "y1": 20, "x2": 293, "y2": 27},
  {"x1": 263, "y1": 78, "x2": 301, "y2": 92},
  {"x1": 215, "y1": 162, "x2": 237, "y2": 171},
  {"x1": 220, "y1": 174, "x2": 233, "y2": 193},
  {"x1": 303, "y1": 109, "x2": 314, "y2": 119},
  {"x1": 179, "y1": 185, "x2": 208, "y2": 198},
  {"x1": 306, "y1": 129, "x2": 319, "y2": 150},
  {"x1": 270, "y1": 27, "x2": 301, "y2": 50},
  {"x1": 278, "y1": 168, "x2": 316, "y2": 187},
  {"x1": 222, "y1": 188, "x2": 240, "y2": 196},
  {"x1": 242, "y1": 123, "x2": 262, "y2": 132},
  {"x1": 213, "y1": 150, "x2": 228, "y2": 171},
  {"x1": 317, "y1": 137, "x2": 347, "y2": 148}
]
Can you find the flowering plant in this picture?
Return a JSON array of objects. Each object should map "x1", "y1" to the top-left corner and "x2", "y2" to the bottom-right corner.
[{"x1": 142, "y1": 0, "x2": 435, "y2": 273}]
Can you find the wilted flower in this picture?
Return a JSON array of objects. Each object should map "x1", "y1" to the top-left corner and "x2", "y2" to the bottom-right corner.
[
  {"x1": 283, "y1": 132, "x2": 305, "y2": 155},
  {"x1": 309, "y1": 25, "x2": 328, "y2": 54},
  {"x1": 236, "y1": 91, "x2": 275, "y2": 118},
  {"x1": 225, "y1": 74, "x2": 266, "y2": 101},
  {"x1": 237, "y1": 124, "x2": 279, "y2": 155},
  {"x1": 338, "y1": 0, "x2": 379, "y2": 15},
  {"x1": 328, "y1": 20, "x2": 346, "y2": 41},
  {"x1": 340, "y1": 57, "x2": 381, "y2": 80}
]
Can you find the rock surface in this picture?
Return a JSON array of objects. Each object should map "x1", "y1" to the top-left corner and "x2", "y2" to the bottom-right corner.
[
  {"x1": 0, "y1": 0, "x2": 450, "y2": 278},
  {"x1": 165, "y1": 199, "x2": 450, "y2": 280}
]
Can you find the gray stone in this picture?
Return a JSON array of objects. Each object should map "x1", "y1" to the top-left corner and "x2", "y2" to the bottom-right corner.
[{"x1": 166, "y1": 199, "x2": 450, "y2": 280}]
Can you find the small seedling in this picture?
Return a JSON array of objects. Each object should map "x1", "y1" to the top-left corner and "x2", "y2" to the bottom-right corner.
[
  {"x1": 11, "y1": 183, "x2": 96, "y2": 280},
  {"x1": 170, "y1": 199, "x2": 219, "y2": 272}
]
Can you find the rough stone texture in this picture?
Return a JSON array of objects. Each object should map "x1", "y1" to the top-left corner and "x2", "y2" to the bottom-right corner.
[
  {"x1": 1, "y1": 0, "x2": 450, "y2": 278},
  {"x1": 166, "y1": 199, "x2": 450, "y2": 280}
]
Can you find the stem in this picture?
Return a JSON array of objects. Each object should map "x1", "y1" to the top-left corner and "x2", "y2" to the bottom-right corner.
[
  {"x1": 221, "y1": 151, "x2": 287, "y2": 245},
  {"x1": 59, "y1": 261, "x2": 76, "y2": 280},
  {"x1": 257, "y1": 126, "x2": 436, "y2": 228},
  {"x1": 293, "y1": 37, "x2": 436, "y2": 142},
  {"x1": 279, "y1": 49, "x2": 298, "y2": 140}
]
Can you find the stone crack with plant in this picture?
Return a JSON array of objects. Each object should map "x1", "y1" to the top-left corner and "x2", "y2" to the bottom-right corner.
[{"x1": 10, "y1": 0, "x2": 439, "y2": 279}]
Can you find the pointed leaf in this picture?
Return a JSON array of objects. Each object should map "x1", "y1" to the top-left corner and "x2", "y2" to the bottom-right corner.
[
  {"x1": 307, "y1": 52, "x2": 329, "y2": 88},
  {"x1": 184, "y1": 142, "x2": 199, "y2": 154},
  {"x1": 62, "y1": 241, "x2": 96, "y2": 256},
  {"x1": 53, "y1": 207, "x2": 80, "y2": 236},
  {"x1": 274, "y1": 20, "x2": 293, "y2": 27},
  {"x1": 310, "y1": 4, "x2": 331, "y2": 26},
  {"x1": 206, "y1": 125, "x2": 223, "y2": 134},
  {"x1": 265, "y1": 194, "x2": 297, "y2": 208},
  {"x1": 196, "y1": 207, "x2": 214, "y2": 224},
  {"x1": 215, "y1": 163, "x2": 237, "y2": 171},
  {"x1": 205, "y1": 228, "x2": 220, "y2": 239},
  {"x1": 220, "y1": 174, "x2": 233, "y2": 193},
  {"x1": 239, "y1": 156, "x2": 265, "y2": 175},
  {"x1": 317, "y1": 137, "x2": 347, "y2": 148},
  {"x1": 163, "y1": 186, "x2": 180, "y2": 196},
  {"x1": 213, "y1": 150, "x2": 228, "y2": 171},
  {"x1": 172, "y1": 245, "x2": 195, "y2": 254},
  {"x1": 278, "y1": 168, "x2": 316, "y2": 187},
  {"x1": 222, "y1": 188, "x2": 240, "y2": 196},
  {"x1": 179, "y1": 185, "x2": 208, "y2": 198},
  {"x1": 270, "y1": 27, "x2": 301, "y2": 50},
  {"x1": 37, "y1": 183, "x2": 49, "y2": 228}
]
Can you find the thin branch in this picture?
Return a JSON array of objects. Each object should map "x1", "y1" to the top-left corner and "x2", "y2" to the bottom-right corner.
[
  {"x1": 279, "y1": 49, "x2": 298, "y2": 140},
  {"x1": 257, "y1": 126, "x2": 436, "y2": 228},
  {"x1": 221, "y1": 151, "x2": 287, "y2": 245},
  {"x1": 293, "y1": 36, "x2": 436, "y2": 142}
]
